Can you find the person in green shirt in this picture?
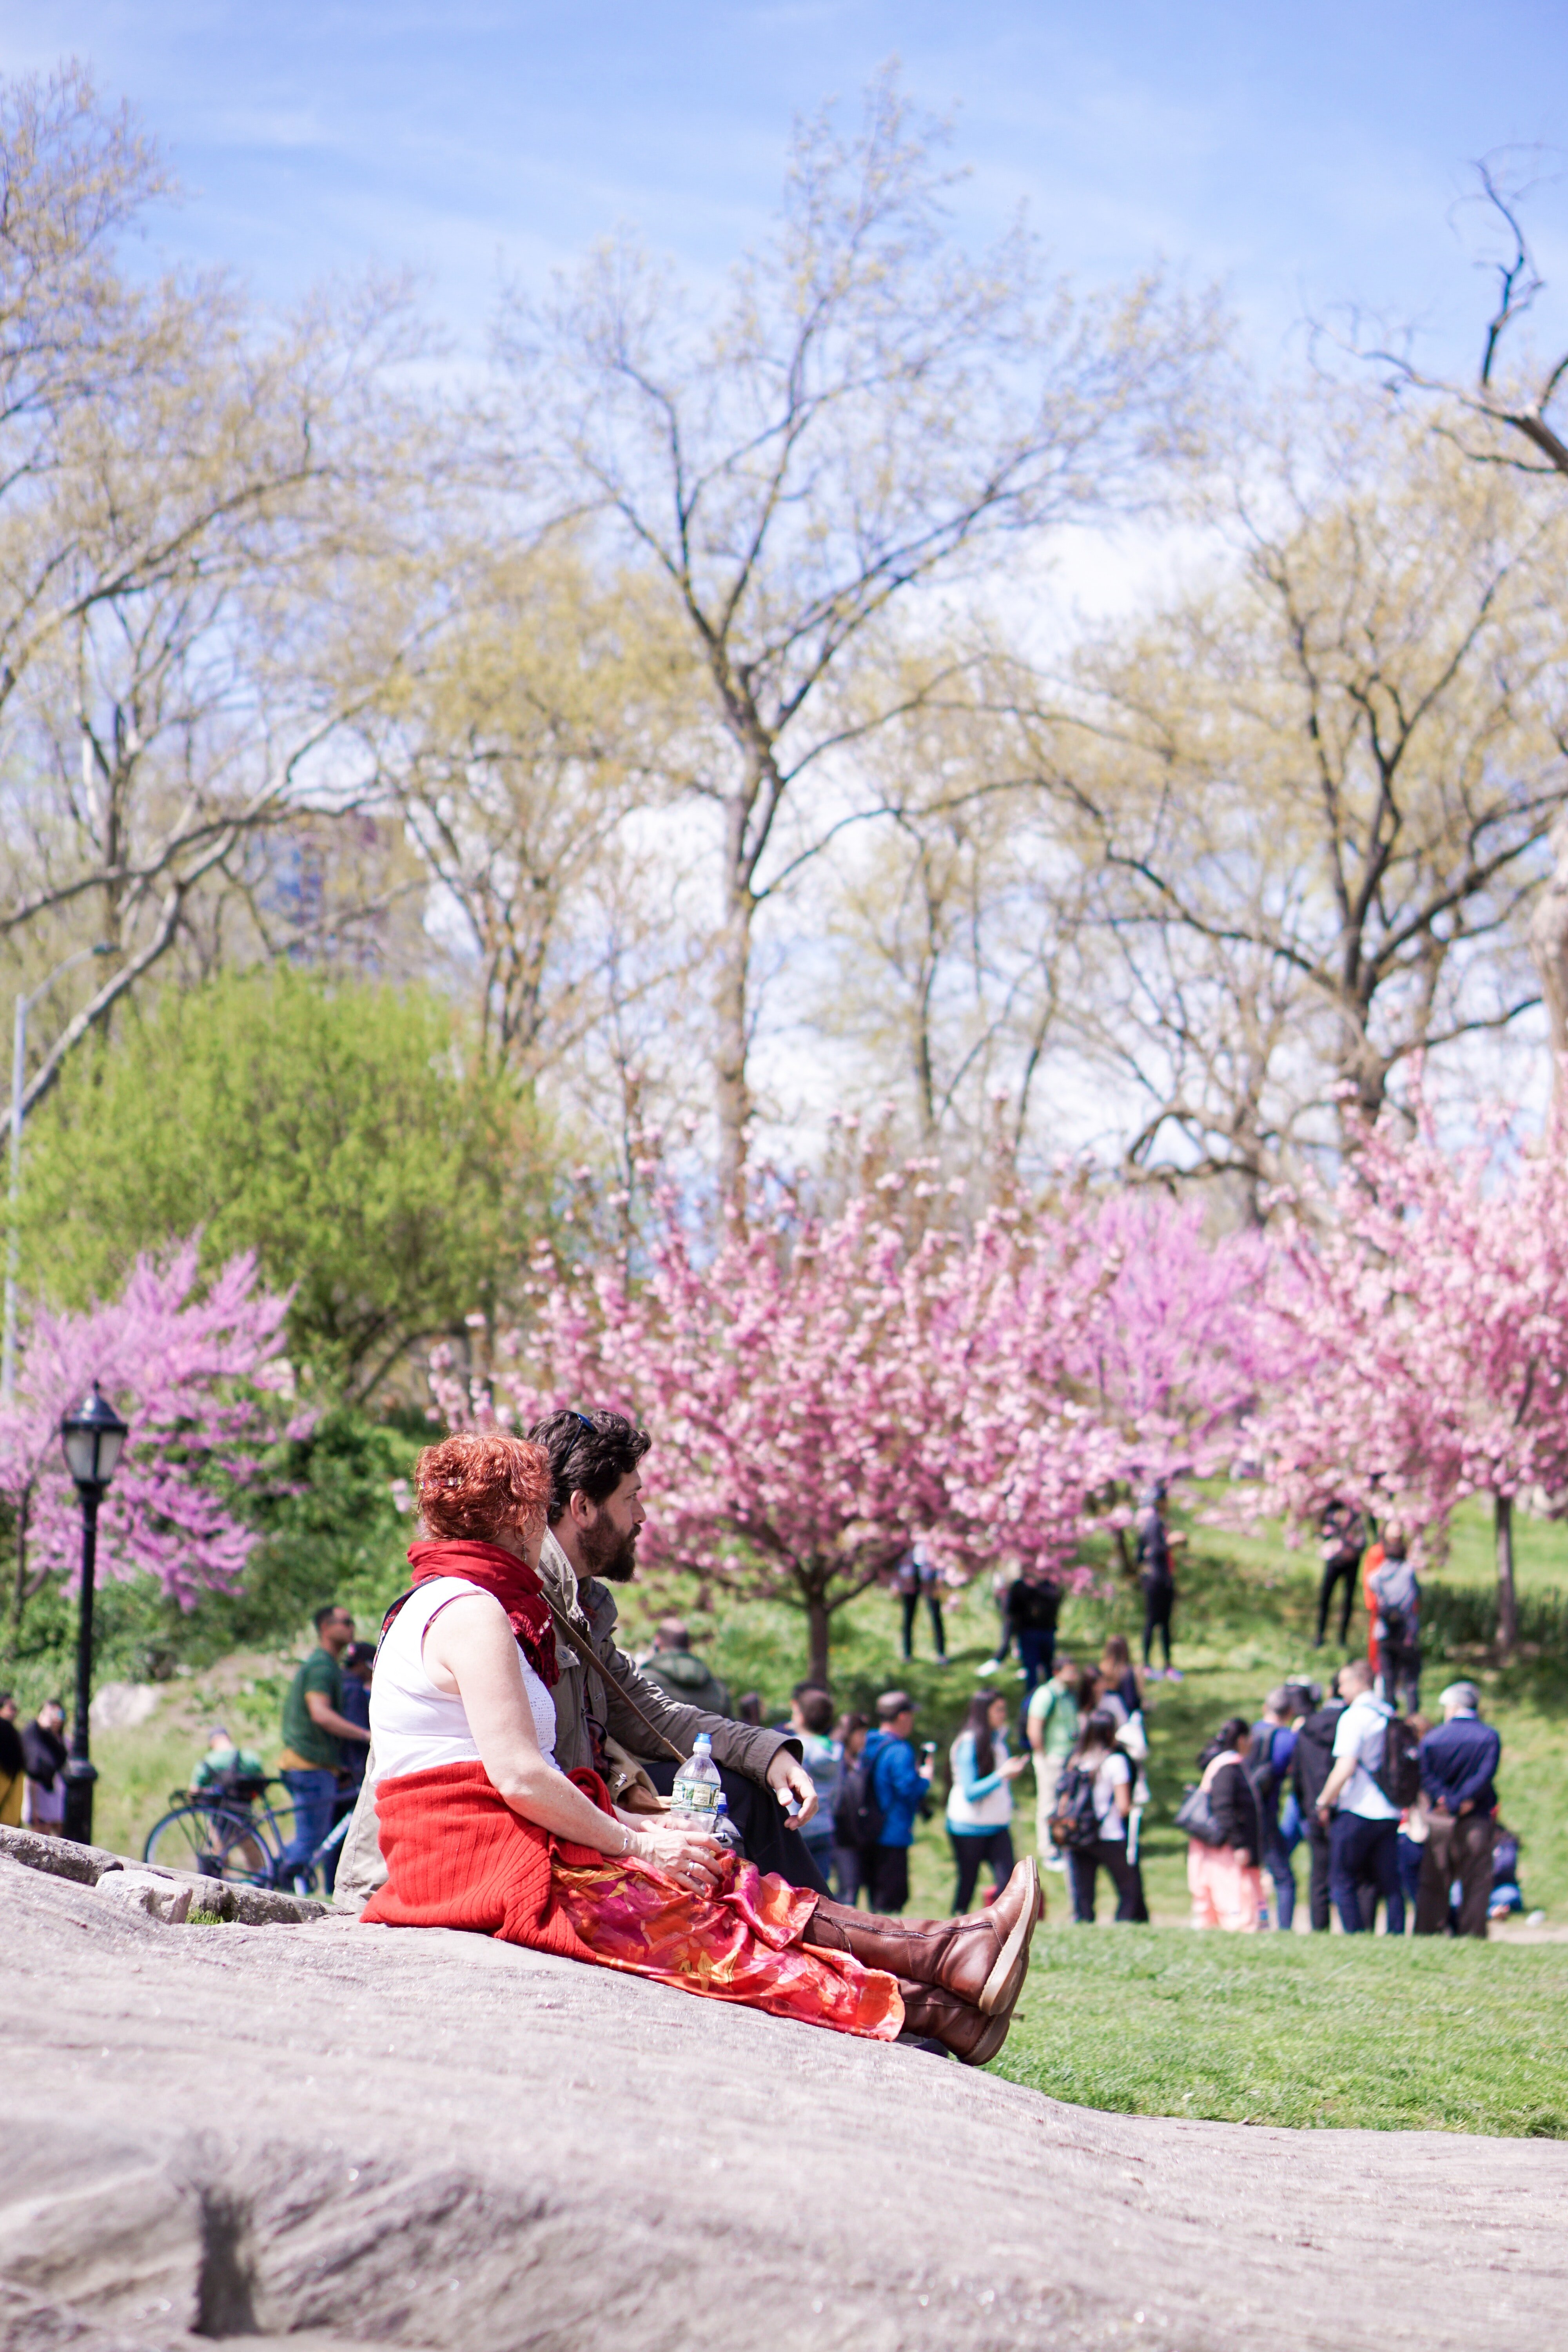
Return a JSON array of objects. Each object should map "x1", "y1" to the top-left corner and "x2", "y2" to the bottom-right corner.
[
  {"x1": 1026, "y1": 1657, "x2": 1083, "y2": 1873},
  {"x1": 277, "y1": 1604, "x2": 368, "y2": 1891}
]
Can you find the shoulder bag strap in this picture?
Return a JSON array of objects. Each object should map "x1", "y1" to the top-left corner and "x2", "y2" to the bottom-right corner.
[{"x1": 543, "y1": 1594, "x2": 686, "y2": 1764}]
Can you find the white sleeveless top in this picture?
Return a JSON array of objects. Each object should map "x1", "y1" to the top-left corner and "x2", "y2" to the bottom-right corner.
[{"x1": 369, "y1": 1576, "x2": 559, "y2": 1783}]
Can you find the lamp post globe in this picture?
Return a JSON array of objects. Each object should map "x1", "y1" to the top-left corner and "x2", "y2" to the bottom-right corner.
[{"x1": 59, "y1": 1382, "x2": 129, "y2": 1845}]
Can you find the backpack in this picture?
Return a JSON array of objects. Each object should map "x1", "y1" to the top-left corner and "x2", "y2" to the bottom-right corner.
[
  {"x1": 1374, "y1": 1711, "x2": 1423, "y2": 1811},
  {"x1": 833, "y1": 1747, "x2": 885, "y2": 1852},
  {"x1": 1048, "y1": 1762, "x2": 1102, "y2": 1851},
  {"x1": 1246, "y1": 1724, "x2": 1280, "y2": 1806},
  {"x1": 1370, "y1": 1557, "x2": 1419, "y2": 1647},
  {"x1": 1292, "y1": 1702, "x2": 1345, "y2": 1811}
]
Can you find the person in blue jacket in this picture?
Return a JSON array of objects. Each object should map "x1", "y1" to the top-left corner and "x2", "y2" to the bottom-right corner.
[
  {"x1": 860, "y1": 1690, "x2": 934, "y2": 1914},
  {"x1": 1415, "y1": 1681, "x2": 1501, "y2": 1938}
]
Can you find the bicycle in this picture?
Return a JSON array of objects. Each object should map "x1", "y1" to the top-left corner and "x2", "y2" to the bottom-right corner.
[{"x1": 142, "y1": 1773, "x2": 346, "y2": 1895}]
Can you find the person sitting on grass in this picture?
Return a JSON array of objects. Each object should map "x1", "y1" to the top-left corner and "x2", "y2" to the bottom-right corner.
[
  {"x1": 640, "y1": 1619, "x2": 733, "y2": 1719},
  {"x1": 190, "y1": 1724, "x2": 267, "y2": 1797},
  {"x1": 1187, "y1": 1716, "x2": 1266, "y2": 1933},
  {"x1": 360, "y1": 1431, "x2": 1042, "y2": 2065}
]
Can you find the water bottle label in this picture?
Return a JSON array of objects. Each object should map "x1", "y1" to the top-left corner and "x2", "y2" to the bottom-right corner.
[{"x1": 671, "y1": 1775, "x2": 719, "y2": 1818}]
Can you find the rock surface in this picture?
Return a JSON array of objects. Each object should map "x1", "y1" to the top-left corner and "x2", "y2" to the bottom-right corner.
[
  {"x1": 4, "y1": 1853, "x2": 1566, "y2": 2352},
  {"x1": 0, "y1": 1822, "x2": 326, "y2": 1926}
]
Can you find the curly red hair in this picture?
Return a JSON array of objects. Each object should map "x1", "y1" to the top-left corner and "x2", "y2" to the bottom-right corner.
[{"x1": 414, "y1": 1432, "x2": 552, "y2": 1547}]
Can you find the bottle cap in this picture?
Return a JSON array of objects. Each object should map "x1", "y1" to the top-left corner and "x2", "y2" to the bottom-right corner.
[{"x1": 695, "y1": 1733, "x2": 712, "y2": 1750}]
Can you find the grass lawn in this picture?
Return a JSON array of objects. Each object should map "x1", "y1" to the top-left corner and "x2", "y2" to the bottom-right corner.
[
  {"x1": 64, "y1": 1488, "x2": 1568, "y2": 2137},
  {"x1": 997, "y1": 1929, "x2": 1568, "y2": 2135}
]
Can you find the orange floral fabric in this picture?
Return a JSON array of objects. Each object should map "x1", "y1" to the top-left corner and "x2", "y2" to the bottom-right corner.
[{"x1": 363, "y1": 1759, "x2": 903, "y2": 2042}]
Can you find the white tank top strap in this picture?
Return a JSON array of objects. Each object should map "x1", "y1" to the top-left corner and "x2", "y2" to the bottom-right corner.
[{"x1": 368, "y1": 1574, "x2": 559, "y2": 1784}]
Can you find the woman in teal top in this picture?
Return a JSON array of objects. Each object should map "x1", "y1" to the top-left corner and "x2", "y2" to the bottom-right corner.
[{"x1": 946, "y1": 1690, "x2": 1029, "y2": 1914}]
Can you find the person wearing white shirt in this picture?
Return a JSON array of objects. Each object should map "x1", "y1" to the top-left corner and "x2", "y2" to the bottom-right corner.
[{"x1": 1315, "y1": 1659, "x2": 1403, "y2": 1934}]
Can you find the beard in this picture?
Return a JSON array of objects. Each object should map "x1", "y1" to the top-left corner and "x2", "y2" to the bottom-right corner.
[{"x1": 580, "y1": 1517, "x2": 640, "y2": 1584}]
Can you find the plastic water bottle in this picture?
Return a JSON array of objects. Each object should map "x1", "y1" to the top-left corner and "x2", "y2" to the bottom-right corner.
[
  {"x1": 670, "y1": 1731, "x2": 721, "y2": 1829},
  {"x1": 711, "y1": 1791, "x2": 745, "y2": 1856}
]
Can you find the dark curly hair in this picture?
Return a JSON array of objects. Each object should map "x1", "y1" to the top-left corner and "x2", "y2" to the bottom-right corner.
[{"x1": 528, "y1": 1408, "x2": 651, "y2": 1526}]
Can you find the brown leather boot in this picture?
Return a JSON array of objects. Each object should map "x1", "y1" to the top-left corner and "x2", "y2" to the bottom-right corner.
[
  {"x1": 806, "y1": 1856, "x2": 1040, "y2": 2016},
  {"x1": 895, "y1": 1979, "x2": 1012, "y2": 2065}
]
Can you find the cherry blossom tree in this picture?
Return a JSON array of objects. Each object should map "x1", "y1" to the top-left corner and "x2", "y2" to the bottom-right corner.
[
  {"x1": 0, "y1": 1241, "x2": 291, "y2": 1641},
  {"x1": 437, "y1": 1151, "x2": 1124, "y2": 1683},
  {"x1": 1063, "y1": 1191, "x2": 1278, "y2": 1568},
  {"x1": 1241, "y1": 1092, "x2": 1568, "y2": 1655}
]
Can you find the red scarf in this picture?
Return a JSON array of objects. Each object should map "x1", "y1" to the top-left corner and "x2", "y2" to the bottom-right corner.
[{"x1": 401, "y1": 1539, "x2": 559, "y2": 1688}]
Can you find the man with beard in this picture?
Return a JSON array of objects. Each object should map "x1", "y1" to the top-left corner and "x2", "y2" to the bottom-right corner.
[{"x1": 333, "y1": 1409, "x2": 822, "y2": 1908}]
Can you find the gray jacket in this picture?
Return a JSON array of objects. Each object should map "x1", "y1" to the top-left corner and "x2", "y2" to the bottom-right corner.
[{"x1": 333, "y1": 1529, "x2": 797, "y2": 1911}]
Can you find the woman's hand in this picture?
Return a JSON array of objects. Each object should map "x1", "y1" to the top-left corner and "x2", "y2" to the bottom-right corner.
[
  {"x1": 1002, "y1": 1756, "x2": 1030, "y2": 1780},
  {"x1": 628, "y1": 1819, "x2": 727, "y2": 1889}
]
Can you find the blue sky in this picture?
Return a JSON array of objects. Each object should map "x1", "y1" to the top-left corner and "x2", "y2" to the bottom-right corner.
[{"x1": 2, "y1": 1, "x2": 1566, "y2": 377}]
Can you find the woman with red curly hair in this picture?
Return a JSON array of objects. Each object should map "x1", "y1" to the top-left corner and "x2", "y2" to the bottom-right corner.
[{"x1": 360, "y1": 1430, "x2": 1039, "y2": 2059}]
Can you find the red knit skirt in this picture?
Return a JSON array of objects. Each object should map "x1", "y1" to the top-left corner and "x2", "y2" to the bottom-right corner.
[{"x1": 361, "y1": 1761, "x2": 902, "y2": 2041}]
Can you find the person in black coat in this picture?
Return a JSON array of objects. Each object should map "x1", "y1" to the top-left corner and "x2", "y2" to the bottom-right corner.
[
  {"x1": 1291, "y1": 1673, "x2": 1349, "y2": 1931},
  {"x1": 1205, "y1": 1725, "x2": 1265, "y2": 1860},
  {"x1": 1188, "y1": 1717, "x2": 1268, "y2": 1931},
  {"x1": 0, "y1": 1691, "x2": 25, "y2": 1826},
  {"x1": 1005, "y1": 1568, "x2": 1060, "y2": 1713},
  {"x1": 21, "y1": 1698, "x2": 69, "y2": 1834},
  {"x1": 1135, "y1": 1484, "x2": 1185, "y2": 1677}
]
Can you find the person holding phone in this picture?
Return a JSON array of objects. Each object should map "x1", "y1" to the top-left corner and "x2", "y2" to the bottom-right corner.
[{"x1": 946, "y1": 1690, "x2": 1030, "y2": 1913}]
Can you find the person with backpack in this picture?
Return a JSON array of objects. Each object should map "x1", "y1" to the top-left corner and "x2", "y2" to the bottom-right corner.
[
  {"x1": 1365, "y1": 1524, "x2": 1421, "y2": 1713},
  {"x1": 829, "y1": 1713, "x2": 870, "y2": 1902},
  {"x1": 1314, "y1": 1659, "x2": 1407, "y2": 1935},
  {"x1": 1025, "y1": 1657, "x2": 1083, "y2": 1873},
  {"x1": 1054, "y1": 1707, "x2": 1147, "y2": 1925},
  {"x1": 850, "y1": 1691, "x2": 934, "y2": 1915},
  {"x1": 1248, "y1": 1686, "x2": 1303, "y2": 1930},
  {"x1": 1185, "y1": 1716, "x2": 1267, "y2": 1931},
  {"x1": 1315, "y1": 1501, "x2": 1365, "y2": 1650},
  {"x1": 780, "y1": 1686, "x2": 843, "y2": 1891},
  {"x1": 1291, "y1": 1673, "x2": 1347, "y2": 1930},
  {"x1": 1415, "y1": 1681, "x2": 1501, "y2": 1938}
]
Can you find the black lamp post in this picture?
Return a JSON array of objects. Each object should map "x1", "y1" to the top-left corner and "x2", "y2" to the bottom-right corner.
[{"x1": 60, "y1": 1381, "x2": 128, "y2": 1846}]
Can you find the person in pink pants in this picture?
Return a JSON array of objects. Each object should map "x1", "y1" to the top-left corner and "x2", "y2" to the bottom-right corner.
[{"x1": 1188, "y1": 1716, "x2": 1266, "y2": 1932}]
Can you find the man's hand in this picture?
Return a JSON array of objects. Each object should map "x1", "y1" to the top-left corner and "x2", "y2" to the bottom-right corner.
[
  {"x1": 766, "y1": 1749, "x2": 818, "y2": 1826},
  {"x1": 305, "y1": 1691, "x2": 370, "y2": 1744}
]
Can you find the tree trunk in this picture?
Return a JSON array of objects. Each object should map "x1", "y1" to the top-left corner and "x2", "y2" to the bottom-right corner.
[
  {"x1": 805, "y1": 1590, "x2": 831, "y2": 1690},
  {"x1": 1529, "y1": 807, "x2": 1568, "y2": 1111},
  {"x1": 1494, "y1": 1491, "x2": 1519, "y2": 1659},
  {"x1": 714, "y1": 820, "x2": 755, "y2": 1208}
]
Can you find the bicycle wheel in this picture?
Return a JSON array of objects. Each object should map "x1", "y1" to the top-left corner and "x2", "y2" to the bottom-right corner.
[{"x1": 142, "y1": 1803, "x2": 278, "y2": 1886}]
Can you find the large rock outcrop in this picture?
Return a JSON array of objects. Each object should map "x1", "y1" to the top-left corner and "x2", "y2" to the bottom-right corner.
[{"x1": 3, "y1": 1853, "x2": 1565, "y2": 2351}]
